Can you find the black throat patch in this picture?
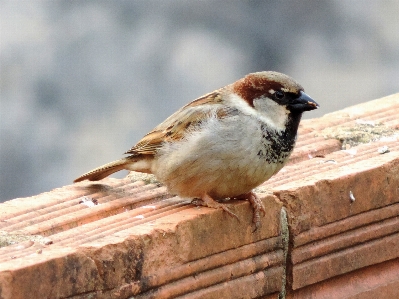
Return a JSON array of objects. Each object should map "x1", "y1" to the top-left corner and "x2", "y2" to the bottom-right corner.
[{"x1": 257, "y1": 113, "x2": 301, "y2": 164}]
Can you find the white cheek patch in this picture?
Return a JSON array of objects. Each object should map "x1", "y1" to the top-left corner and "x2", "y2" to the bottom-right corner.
[
  {"x1": 253, "y1": 97, "x2": 289, "y2": 131},
  {"x1": 228, "y1": 93, "x2": 259, "y2": 116},
  {"x1": 269, "y1": 89, "x2": 275, "y2": 94},
  {"x1": 227, "y1": 93, "x2": 288, "y2": 132}
]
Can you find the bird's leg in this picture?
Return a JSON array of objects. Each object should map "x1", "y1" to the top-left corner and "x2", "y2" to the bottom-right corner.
[
  {"x1": 191, "y1": 193, "x2": 239, "y2": 220},
  {"x1": 233, "y1": 192, "x2": 266, "y2": 230}
]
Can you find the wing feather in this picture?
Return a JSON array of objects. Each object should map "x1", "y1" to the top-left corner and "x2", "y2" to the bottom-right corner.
[{"x1": 125, "y1": 91, "x2": 226, "y2": 156}]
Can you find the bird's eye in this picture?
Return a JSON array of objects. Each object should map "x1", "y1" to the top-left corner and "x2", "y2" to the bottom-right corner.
[{"x1": 274, "y1": 90, "x2": 285, "y2": 100}]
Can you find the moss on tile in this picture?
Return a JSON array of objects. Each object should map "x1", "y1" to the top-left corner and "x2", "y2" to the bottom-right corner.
[{"x1": 321, "y1": 122, "x2": 399, "y2": 149}]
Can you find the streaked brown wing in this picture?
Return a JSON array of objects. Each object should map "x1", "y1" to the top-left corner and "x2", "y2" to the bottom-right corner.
[{"x1": 125, "y1": 91, "x2": 225, "y2": 156}]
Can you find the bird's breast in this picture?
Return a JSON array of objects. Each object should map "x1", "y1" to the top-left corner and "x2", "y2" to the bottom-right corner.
[
  {"x1": 152, "y1": 113, "x2": 295, "y2": 199},
  {"x1": 257, "y1": 123, "x2": 296, "y2": 165}
]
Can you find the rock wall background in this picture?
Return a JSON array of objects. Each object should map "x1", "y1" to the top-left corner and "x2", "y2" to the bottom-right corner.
[{"x1": 1, "y1": 0, "x2": 399, "y2": 201}]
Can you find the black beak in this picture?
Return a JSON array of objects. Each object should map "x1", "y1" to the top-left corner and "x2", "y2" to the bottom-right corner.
[{"x1": 289, "y1": 91, "x2": 319, "y2": 112}]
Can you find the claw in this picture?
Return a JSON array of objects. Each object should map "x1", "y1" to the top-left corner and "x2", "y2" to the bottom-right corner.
[
  {"x1": 191, "y1": 194, "x2": 239, "y2": 220},
  {"x1": 234, "y1": 192, "x2": 266, "y2": 231}
]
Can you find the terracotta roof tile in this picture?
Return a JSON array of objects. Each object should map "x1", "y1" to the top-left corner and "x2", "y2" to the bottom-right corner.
[{"x1": 0, "y1": 93, "x2": 398, "y2": 298}]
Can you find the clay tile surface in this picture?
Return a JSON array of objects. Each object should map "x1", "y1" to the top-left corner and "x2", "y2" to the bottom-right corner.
[{"x1": 0, "y1": 93, "x2": 398, "y2": 299}]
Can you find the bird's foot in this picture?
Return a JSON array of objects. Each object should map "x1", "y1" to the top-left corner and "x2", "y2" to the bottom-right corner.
[
  {"x1": 191, "y1": 193, "x2": 239, "y2": 220},
  {"x1": 234, "y1": 192, "x2": 266, "y2": 231}
]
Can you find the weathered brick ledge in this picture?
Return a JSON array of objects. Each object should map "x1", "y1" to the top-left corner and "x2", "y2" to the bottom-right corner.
[{"x1": 1, "y1": 94, "x2": 398, "y2": 299}]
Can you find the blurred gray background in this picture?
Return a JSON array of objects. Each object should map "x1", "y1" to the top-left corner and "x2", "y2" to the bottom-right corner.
[{"x1": 1, "y1": 0, "x2": 399, "y2": 202}]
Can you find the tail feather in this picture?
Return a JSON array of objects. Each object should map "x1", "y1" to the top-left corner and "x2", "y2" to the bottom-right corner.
[{"x1": 74, "y1": 159, "x2": 129, "y2": 183}]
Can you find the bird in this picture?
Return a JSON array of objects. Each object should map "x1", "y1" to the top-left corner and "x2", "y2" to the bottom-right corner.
[{"x1": 74, "y1": 71, "x2": 319, "y2": 229}]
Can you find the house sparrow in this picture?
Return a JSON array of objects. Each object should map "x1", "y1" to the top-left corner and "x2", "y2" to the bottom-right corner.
[{"x1": 74, "y1": 71, "x2": 318, "y2": 229}]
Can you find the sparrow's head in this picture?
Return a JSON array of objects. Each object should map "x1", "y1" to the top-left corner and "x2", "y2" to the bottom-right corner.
[{"x1": 232, "y1": 71, "x2": 318, "y2": 130}]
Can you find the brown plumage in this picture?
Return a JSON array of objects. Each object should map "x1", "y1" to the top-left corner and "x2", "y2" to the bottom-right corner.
[{"x1": 74, "y1": 71, "x2": 319, "y2": 228}]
